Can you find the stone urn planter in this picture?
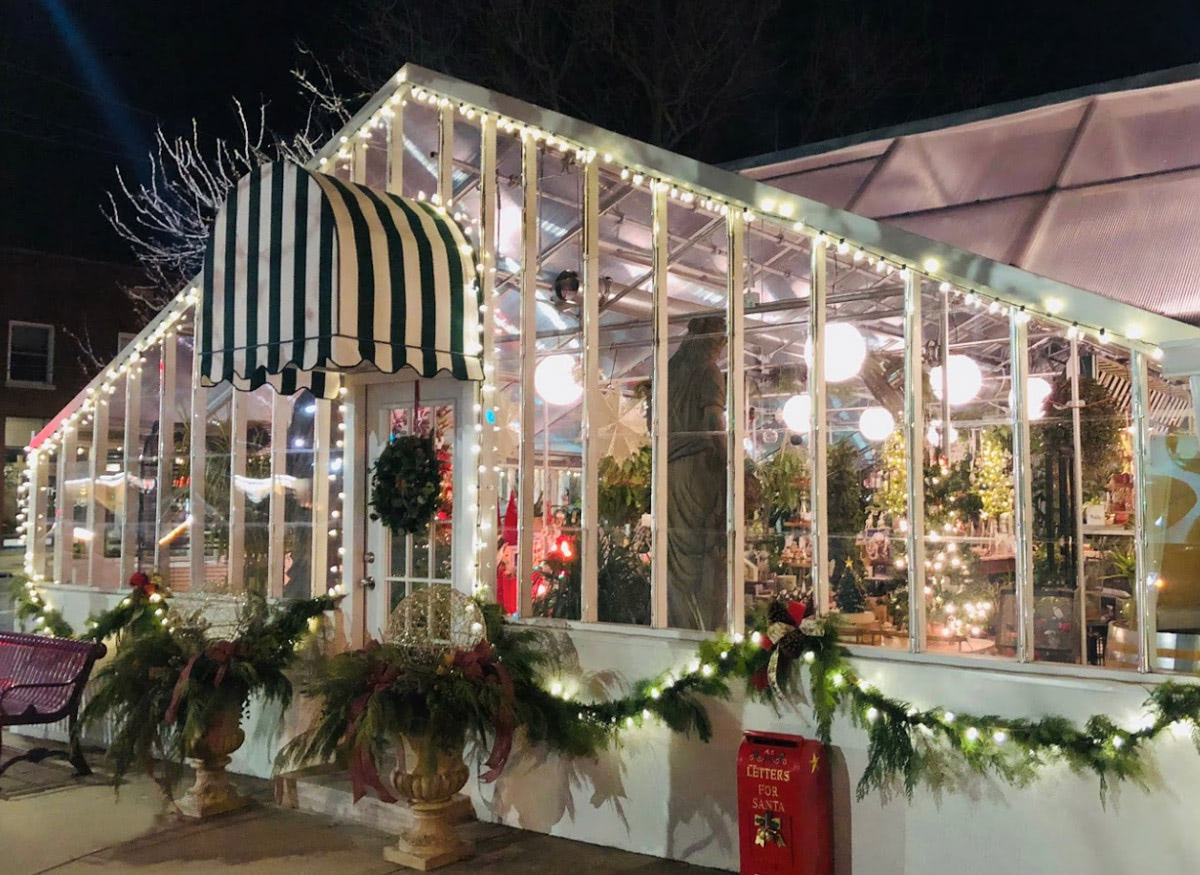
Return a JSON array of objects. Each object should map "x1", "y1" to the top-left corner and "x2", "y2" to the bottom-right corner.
[
  {"x1": 384, "y1": 732, "x2": 472, "y2": 870},
  {"x1": 176, "y1": 694, "x2": 251, "y2": 819}
]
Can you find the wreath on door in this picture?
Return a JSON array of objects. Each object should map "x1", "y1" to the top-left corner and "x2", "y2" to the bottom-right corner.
[{"x1": 369, "y1": 434, "x2": 443, "y2": 534}]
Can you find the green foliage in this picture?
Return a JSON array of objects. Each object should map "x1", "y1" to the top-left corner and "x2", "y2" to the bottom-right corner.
[
  {"x1": 754, "y1": 446, "x2": 808, "y2": 527},
  {"x1": 81, "y1": 594, "x2": 338, "y2": 794},
  {"x1": 8, "y1": 573, "x2": 74, "y2": 637},
  {"x1": 369, "y1": 435, "x2": 443, "y2": 534},
  {"x1": 597, "y1": 447, "x2": 651, "y2": 527}
]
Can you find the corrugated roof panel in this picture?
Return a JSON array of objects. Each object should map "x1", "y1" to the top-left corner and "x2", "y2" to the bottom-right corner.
[
  {"x1": 1063, "y1": 80, "x2": 1200, "y2": 186},
  {"x1": 1024, "y1": 169, "x2": 1200, "y2": 322},
  {"x1": 756, "y1": 156, "x2": 879, "y2": 210},
  {"x1": 884, "y1": 195, "x2": 1047, "y2": 267},
  {"x1": 855, "y1": 102, "x2": 1086, "y2": 217}
]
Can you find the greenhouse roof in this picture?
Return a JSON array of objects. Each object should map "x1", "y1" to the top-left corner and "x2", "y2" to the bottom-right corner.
[{"x1": 731, "y1": 64, "x2": 1200, "y2": 326}]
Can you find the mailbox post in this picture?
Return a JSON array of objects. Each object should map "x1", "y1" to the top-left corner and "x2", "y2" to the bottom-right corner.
[{"x1": 737, "y1": 731, "x2": 832, "y2": 875}]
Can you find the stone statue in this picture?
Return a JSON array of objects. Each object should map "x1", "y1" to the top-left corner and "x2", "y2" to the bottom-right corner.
[{"x1": 666, "y1": 315, "x2": 728, "y2": 630}]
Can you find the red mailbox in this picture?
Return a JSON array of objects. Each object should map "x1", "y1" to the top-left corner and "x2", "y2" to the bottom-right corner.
[{"x1": 737, "y1": 731, "x2": 832, "y2": 875}]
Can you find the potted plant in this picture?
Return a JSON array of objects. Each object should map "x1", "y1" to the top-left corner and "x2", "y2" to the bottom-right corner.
[
  {"x1": 81, "y1": 593, "x2": 337, "y2": 817},
  {"x1": 280, "y1": 591, "x2": 617, "y2": 868}
]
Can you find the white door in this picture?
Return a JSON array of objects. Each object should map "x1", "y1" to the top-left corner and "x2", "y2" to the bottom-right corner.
[{"x1": 363, "y1": 377, "x2": 475, "y2": 638}]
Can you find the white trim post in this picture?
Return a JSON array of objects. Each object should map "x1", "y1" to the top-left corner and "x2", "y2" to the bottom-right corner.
[
  {"x1": 580, "y1": 158, "x2": 601, "y2": 623},
  {"x1": 903, "y1": 270, "x2": 927, "y2": 652},
  {"x1": 387, "y1": 98, "x2": 404, "y2": 195},
  {"x1": 1131, "y1": 351, "x2": 1154, "y2": 673},
  {"x1": 55, "y1": 431, "x2": 75, "y2": 585},
  {"x1": 516, "y1": 134, "x2": 538, "y2": 619},
  {"x1": 188, "y1": 334, "x2": 208, "y2": 592},
  {"x1": 311, "y1": 399, "x2": 333, "y2": 598},
  {"x1": 475, "y1": 113, "x2": 499, "y2": 602},
  {"x1": 87, "y1": 388, "x2": 110, "y2": 587},
  {"x1": 649, "y1": 182, "x2": 670, "y2": 628},
  {"x1": 120, "y1": 359, "x2": 143, "y2": 584},
  {"x1": 726, "y1": 212, "x2": 747, "y2": 634},
  {"x1": 227, "y1": 388, "x2": 248, "y2": 591},
  {"x1": 809, "y1": 238, "x2": 830, "y2": 614},
  {"x1": 438, "y1": 105, "x2": 454, "y2": 206},
  {"x1": 267, "y1": 392, "x2": 289, "y2": 598},
  {"x1": 1011, "y1": 312, "x2": 1036, "y2": 662}
]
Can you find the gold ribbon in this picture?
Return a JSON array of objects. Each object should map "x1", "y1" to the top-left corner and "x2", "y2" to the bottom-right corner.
[
  {"x1": 754, "y1": 812, "x2": 786, "y2": 847},
  {"x1": 765, "y1": 621, "x2": 792, "y2": 700}
]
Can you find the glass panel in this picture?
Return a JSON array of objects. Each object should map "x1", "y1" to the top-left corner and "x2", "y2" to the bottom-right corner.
[
  {"x1": 389, "y1": 529, "x2": 407, "y2": 579},
  {"x1": 239, "y1": 385, "x2": 274, "y2": 594},
  {"x1": 281, "y1": 391, "x2": 316, "y2": 600},
  {"x1": 821, "y1": 243, "x2": 907, "y2": 647},
  {"x1": 592, "y1": 165, "x2": 653, "y2": 626},
  {"x1": 1146, "y1": 366, "x2": 1200, "y2": 672},
  {"x1": 401, "y1": 100, "x2": 439, "y2": 201},
  {"x1": 128, "y1": 346, "x2": 162, "y2": 578},
  {"x1": 66, "y1": 427, "x2": 91, "y2": 585},
  {"x1": 202, "y1": 392, "x2": 232, "y2": 594},
  {"x1": 412, "y1": 527, "x2": 431, "y2": 578},
  {"x1": 41, "y1": 449, "x2": 57, "y2": 580},
  {"x1": 94, "y1": 372, "x2": 127, "y2": 589},
  {"x1": 743, "y1": 221, "x2": 815, "y2": 630},
  {"x1": 492, "y1": 128, "x2": 524, "y2": 614},
  {"x1": 529, "y1": 148, "x2": 583, "y2": 621},
  {"x1": 662, "y1": 199, "x2": 730, "y2": 632},
  {"x1": 160, "y1": 330, "x2": 194, "y2": 590},
  {"x1": 921, "y1": 285, "x2": 1013, "y2": 659},
  {"x1": 386, "y1": 400, "x2": 455, "y2": 591}
]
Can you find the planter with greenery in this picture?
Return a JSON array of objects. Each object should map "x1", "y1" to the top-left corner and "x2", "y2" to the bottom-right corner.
[{"x1": 81, "y1": 593, "x2": 338, "y2": 817}]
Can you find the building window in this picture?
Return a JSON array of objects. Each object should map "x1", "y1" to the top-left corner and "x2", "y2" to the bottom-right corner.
[{"x1": 7, "y1": 321, "x2": 54, "y2": 387}]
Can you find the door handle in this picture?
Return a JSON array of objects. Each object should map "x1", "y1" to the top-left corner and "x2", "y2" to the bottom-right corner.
[{"x1": 359, "y1": 576, "x2": 376, "y2": 590}]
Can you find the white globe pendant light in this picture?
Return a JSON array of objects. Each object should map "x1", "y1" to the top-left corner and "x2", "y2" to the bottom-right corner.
[
  {"x1": 1027, "y1": 376, "x2": 1053, "y2": 421},
  {"x1": 804, "y1": 322, "x2": 867, "y2": 384},
  {"x1": 534, "y1": 355, "x2": 583, "y2": 406},
  {"x1": 781, "y1": 393, "x2": 812, "y2": 433},
  {"x1": 858, "y1": 406, "x2": 895, "y2": 442},
  {"x1": 930, "y1": 355, "x2": 983, "y2": 407}
]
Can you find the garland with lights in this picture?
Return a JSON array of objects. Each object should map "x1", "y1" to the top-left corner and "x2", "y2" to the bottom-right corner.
[
  {"x1": 8, "y1": 571, "x2": 172, "y2": 642},
  {"x1": 281, "y1": 595, "x2": 1200, "y2": 804},
  {"x1": 368, "y1": 434, "x2": 444, "y2": 534}
]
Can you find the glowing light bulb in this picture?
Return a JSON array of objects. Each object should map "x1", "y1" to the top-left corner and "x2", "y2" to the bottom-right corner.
[
  {"x1": 534, "y1": 355, "x2": 583, "y2": 406},
  {"x1": 858, "y1": 406, "x2": 895, "y2": 442},
  {"x1": 781, "y1": 393, "x2": 812, "y2": 433}
]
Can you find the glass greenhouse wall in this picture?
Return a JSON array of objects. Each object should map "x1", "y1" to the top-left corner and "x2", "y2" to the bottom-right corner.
[{"x1": 17, "y1": 65, "x2": 1200, "y2": 676}]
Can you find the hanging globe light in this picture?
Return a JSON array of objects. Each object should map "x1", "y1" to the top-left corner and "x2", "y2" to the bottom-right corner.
[
  {"x1": 804, "y1": 322, "x2": 867, "y2": 384},
  {"x1": 534, "y1": 355, "x2": 583, "y2": 406},
  {"x1": 781, "y1": 393, "x2": 812, "y2": 433},
  {"x1": 930, "y1": 355, "x2": 983, "y2": 407},
  {"x1": 1027, "y1": 376, "x2": 1053, "y2": 421},
  {"x1": 858, "y1": 406, "x2": 896, "y2": 442}
]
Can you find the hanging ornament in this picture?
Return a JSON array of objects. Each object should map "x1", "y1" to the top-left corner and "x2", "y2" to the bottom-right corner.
[{"x1": 592, "y1": 388, "x2": 648, "y2": 464}]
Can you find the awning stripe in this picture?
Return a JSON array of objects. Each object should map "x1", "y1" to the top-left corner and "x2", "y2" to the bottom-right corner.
[{"x1": 200, "y1": 161, "x2": 480, "y2": 399}]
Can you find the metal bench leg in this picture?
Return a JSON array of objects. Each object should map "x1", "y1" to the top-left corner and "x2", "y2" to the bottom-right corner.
[{"x1": 67, "y1": 711, "x2": 92, "y2": 777}]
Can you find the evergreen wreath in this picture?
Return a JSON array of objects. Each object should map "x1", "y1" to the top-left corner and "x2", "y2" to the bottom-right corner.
[{"x1": 369, "y1": 434, "x2": 443, "y2": 534}]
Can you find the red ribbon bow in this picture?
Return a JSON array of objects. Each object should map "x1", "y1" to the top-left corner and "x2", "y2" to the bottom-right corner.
[
  {"x1": 346, "y1": 643, "x2": 401, "y2": 803},
  {"x1": 129, "y1": 572, "x2": 155, "y2": 598},
  {"x1": 163, "y1": 639, "x2": 244, "y2": 726},
  {"x1": 451, "y1": 640, "x2": 516, "y2": 782}
]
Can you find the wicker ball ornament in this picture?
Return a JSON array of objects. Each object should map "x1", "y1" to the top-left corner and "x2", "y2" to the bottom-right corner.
[{"x1": 385, "y1": 585, "x2": 487, "y2": 665}]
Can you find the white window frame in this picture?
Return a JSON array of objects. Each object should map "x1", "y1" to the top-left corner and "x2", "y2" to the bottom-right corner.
[{"x1": 6, "y1": 320, "x2": 55, "y2": 388}]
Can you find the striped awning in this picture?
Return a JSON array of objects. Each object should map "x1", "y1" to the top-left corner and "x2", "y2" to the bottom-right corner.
[{"x1": 199, "y1": 161, "x2": 481, "y2": 399}]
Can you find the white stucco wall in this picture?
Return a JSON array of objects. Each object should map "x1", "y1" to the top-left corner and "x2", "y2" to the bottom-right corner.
[{"x1": 22, "y1": 586, "x2": 1200, "y2": 874}]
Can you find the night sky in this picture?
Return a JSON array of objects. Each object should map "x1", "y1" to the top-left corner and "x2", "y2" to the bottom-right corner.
[{"x1": 5, "y1": 0, "x2": 1200, "y2": 267}]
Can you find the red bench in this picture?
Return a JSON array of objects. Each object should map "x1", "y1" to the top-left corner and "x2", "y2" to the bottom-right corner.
[{"x1": 0, "y1": 631, "x2": 107, "y2": 777}]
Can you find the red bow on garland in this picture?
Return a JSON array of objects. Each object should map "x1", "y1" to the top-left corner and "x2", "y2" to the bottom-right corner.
[
  {"x1": 129, "y1": 572, "x2": 156, "y2": 598},
  {"x1": 751, "y1": 600, "x2": 810, "y2": 694}
]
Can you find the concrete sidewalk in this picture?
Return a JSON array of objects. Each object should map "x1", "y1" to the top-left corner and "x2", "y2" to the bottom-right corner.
[{"x1": 1, "y1": 743, "x2": 724, "y2": 875}]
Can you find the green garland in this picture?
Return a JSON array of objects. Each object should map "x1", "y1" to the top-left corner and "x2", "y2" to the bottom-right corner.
[
  {"x1": 8, "y1": 572, "x2": 172, "y2": 642},
  {"x1": 283, "y1": 598, "x2": 1200, "y2": 805},
  {"x1": 369, "y1": 434, "x2": 443, "y2": 534}
]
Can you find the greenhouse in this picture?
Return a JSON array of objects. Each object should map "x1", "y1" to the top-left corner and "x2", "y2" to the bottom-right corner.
[{"x1": 14, "y1": 65, "x2": 1200, "y2": 872}]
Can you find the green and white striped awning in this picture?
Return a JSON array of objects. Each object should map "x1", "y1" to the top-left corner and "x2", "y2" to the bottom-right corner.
[{"x1": 199, "y1": 161, "x2": 481, "y2": 399}]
